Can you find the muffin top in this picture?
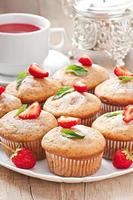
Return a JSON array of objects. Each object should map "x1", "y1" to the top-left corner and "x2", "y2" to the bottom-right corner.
[
  {"x1": 95, "y1": 77, "x2": 133, "y2": 105},
  {"x1": 6, "y1": 75, "x2": 62, "y2": 103},
  {"x1": 42, "y1": 125, "x2": 105, "y2": 158},
  {"x1": 0, "y1": 93, "x2": 21, "y2": 118},
  {"x1": 52, "y1": 64, "x2": 109, "y2": 89},
  {"x1": 0, "y1": 110, "x2": 57, "y2": 142},
  {"x1": 92, "y1": 111, "x2": 133, "y2": 141},
  {"x1": 43, "y1": 91, "x2": 101, "y2": 118}
]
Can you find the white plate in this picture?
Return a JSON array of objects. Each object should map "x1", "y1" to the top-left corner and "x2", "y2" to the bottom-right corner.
[{"x1": 0, "y1": 147, "x2": 133, "y2": 183}]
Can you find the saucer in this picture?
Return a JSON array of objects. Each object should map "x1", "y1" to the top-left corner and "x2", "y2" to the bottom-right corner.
[{"x1": 0, "y1": 50, "x2": 70, "y2": 85}]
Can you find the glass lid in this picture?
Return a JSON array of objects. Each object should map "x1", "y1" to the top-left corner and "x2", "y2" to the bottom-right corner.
[{"x1": 74, "y1": 0, "x2": 133, "y2": 17}]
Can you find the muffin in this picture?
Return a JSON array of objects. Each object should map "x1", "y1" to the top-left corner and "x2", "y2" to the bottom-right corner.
[
  {"x1": 95, "y1": 66, "x2": 133, "y2": 114},
  {"x1": 52, "y1": 56, "x2": 109, "y2": 93},
  {"x1": 42, "y1": 125, "x2": 105, "y2": 177},
  {"x1": 0, "y1": 87, "x2": 21, "y2": 118},
  {"x1": 92, "y1": 108, "x2": 133, "y2": 159},
  {"x1": 0, "y1": 102, "x2": 57, "y2": 160},
  {"x1": 43, "y1": 86, "x2": 101, "y2": 126},
  {"x1": 6, "y1": 63, "x2": 62, "y2": 104}
]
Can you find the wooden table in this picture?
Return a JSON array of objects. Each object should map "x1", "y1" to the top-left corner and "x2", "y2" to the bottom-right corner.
[{"x1": 0, "y1": 0, "x2": 133, "y2": 199}]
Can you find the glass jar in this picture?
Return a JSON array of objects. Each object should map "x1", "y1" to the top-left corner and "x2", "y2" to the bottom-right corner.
[{"x1": 72, "y1": 0, "x2": 133, "y2": 65}]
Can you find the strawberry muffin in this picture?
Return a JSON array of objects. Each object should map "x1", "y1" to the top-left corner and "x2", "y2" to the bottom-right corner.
[
  {"x1": 0, "y1": 86, "x2": 21, "y2": 118},
  {"x1": 6, "y1": 63, "x2": 62, "y2": 104},
  {"x1": 52, "y1": 56, "x2": 109, "y2": 93},
  {"x1": 43, "y1": 85, "x2": 101, "y2": 126},
  {"x1": 92, "y1": 105, "x2": 133, "y2": 159},
  {"x1": 0, "y1": 102, "x2": 57, "y2": 160},
  {"x1": 95, "y1": 66, "x2": 133, "y2": 114},
  {"x1": 42, "y1": 117, "x2": 105, "y2": 177}
]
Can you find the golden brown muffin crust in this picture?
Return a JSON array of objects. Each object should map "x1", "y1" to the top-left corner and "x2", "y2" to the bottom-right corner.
[
  {"x1": 43, "y1": 91, "x2": 101, "y2": 118},
  {"x1": 42, "y1": 125, "x2": 105, "y2": 159},
  {"x1": 0, "y1": 110, "x2": 57, "y2": 142},
  {"x1": 6, "y1": 76, "x2": 62, "y2": 103},
  {"x1": 92, "y1": 111, "x2": 133, "y2": 141},
  {"x1": 95, "y1": 78, "x2": 133, "y2": 106},
  {"x1": 53, "y1": 64, "x2": 109, "y2": 89},
  {"x1": 0, "y1": 93, "x2": 21, "y2": 118}
]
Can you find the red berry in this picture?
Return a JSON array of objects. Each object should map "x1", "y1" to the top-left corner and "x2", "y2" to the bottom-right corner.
[
  {"x1": 123, "y1": 105, "x2": 133, "y2": 123},
  {"x1": 78, "y1": 57, "x2": 93, "y2": 67},
  {"x1": 113, "y1": 149, "x2": 133, "y2": 169},
  {"x1": 114, "y1": 66, "x2": 133, "y2": 77},
  {"x1": 28, "y1": 63, "x2": 49, "y2": 78},
  {"x1": 0, "y1": 86, "x2": 5, "y2": 95},
  {"x1": 11, "y1": 147, "x2": 36, "y2": 169},
  {"x1": 19, "y1": 102, "x2": 41, "y2": 120},
  {"x1": 58, "y1": 116, "x2": 81, "y2": 128},
  {"x1": 74, "y1": 81, "x2": 88, "y2": 93}
]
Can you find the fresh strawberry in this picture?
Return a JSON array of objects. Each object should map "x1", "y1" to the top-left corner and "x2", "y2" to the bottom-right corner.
[
  {"x1": 28, "y1": 63, "x2": 49, "y2": 78},
  {"x1": 78, "y1": 57, "x2": 93, "y2": 67},
  {"x1": 0, "y1": 141, "x2": 36, "y2": 169},
  {"x1": 0, "y1": 86, "x2": 5, "y2": 95},
  {"x1": 74, "y1": 81, "x2": 88, "y2": 93},
  {"x1": 11, "y1": 147, "x2": 36, "y2": 169},
  {"x1": 58, "y1": 116, "x2": 81, "y2": 128},
  {"x1": 123, "y1": 105, "x2": 133, "y2": 123},
  {"x1": 19, "y1": 102, "x2": 41, "y2": 120},
  {"x1": 114, "y1": 66, "x2": 133, "y2": 77},
  {"x1": 113, "y1": 149, "x2": 133, "y2": 169}
]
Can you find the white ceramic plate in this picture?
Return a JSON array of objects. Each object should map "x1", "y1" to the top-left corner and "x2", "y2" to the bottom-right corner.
[{"x1": 0, "y1": 147, "x2": 133, "y2": 183}]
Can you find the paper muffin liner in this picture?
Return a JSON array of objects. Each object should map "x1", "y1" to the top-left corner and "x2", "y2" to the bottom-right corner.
[
  {"x1": 89, "y1": 88, "x2": 95, "y2": 94},
  {"x1": 45, "y1": 151, "x2": 103, "y2": 177},
  {"x1": 81, "y1": 113, "x2": 99, "y2": 127},
  {"x1": 104, "y1": 138, "x2": 133, "y2": 160},
  {"x1": 0, "y1": 137, "x2": 45, "y2": 160},
  {"x1": 101, "y1": 103, "x2": 125, "y2": 114}
]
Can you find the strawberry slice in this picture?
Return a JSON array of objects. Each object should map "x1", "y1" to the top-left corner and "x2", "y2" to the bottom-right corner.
[
  {"x1": 123, "y1": 105, "x2": 133, "y2": 123},
  {"x1": 114, "y1": 66, "x2": 133, "y2": 77},
  {"x1": 19, "y1": 102, "x2": 41, "y2": 120},
  {"x1": 78, "y1": 57, "x2": 93, "y2": 67},
  {"x1": 58, "y1": 116, "x2": 81, "y2": 128},
  {"x1": 74, "y1": 81, "x2": 88, "y2": 93},
  {"x1": 0, "y1": 86, "x2": 5, "y2": 95},
  {"x1": 28, "y1": 63, "x2": 49, "y2": 78}
]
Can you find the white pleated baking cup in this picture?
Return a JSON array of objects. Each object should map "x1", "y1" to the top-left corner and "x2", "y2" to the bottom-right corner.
[
  {"x1": 101, "y1": 103, "x2": 125, "y2": 114},
  {"x1": 45, "y1": 151, "x2": 103, "y2": 177},
  {"x1": 81, "y1": 113, "x2": 99, "y2": 127},
  {"x1": 89, "y1": 88, "x2": 95, "y2": 94},
  {"x1": 0, "y1": 137, "x2": 45, "y2": 160},
  {"x1": 104, "y1": 139, "x2": 133, "y2": 160}
]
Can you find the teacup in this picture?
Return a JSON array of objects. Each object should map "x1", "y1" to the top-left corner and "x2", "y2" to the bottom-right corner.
[{"x1": 0, "y1": 13, "x2": 65, "y2": 76}]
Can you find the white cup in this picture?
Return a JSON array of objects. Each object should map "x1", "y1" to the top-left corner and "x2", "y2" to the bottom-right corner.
[{"x1": 0, "y1": 13, "x2": 65, "y2": 76}]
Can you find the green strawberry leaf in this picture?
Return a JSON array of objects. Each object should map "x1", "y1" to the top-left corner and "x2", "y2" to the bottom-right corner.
[
  {"x1": 53, "y1": 86, "x2": 74, "y2": 100},
  {"x1": 118, "y1": 76, "x2": 133, "y2": 83},
  {"x1": 106, "y1": 111, "x2": 122, "y2": 118},
  {"x1": 61, "y1": 128, "x2": 85, "y2": 139},
  {"x1": 15, "y1": 104, "x2": 28, "y2": 117},
  {"x1": 16, "y1": 71, "x2": 29, "y2": 90},
  {"x1": 65, "y1": 65, "x2": 88, "y2": 76}
]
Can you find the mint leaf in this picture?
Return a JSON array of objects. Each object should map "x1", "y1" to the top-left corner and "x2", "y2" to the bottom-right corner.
[
  {"x1": 15, "y1": 104, "x2": 28, "y2": 117},
  {"x1": 61, "y1": 128, "x2": 85, "y2": 139},
  {"x1": 106, "y1": 111, "x2": 122, "y2": 118},
  {"x1": 65, "y1": 65, "x2": 88, "y2": 76},
  {"x1": 118, "y1": 76, "x2": 133, "y2": 83},
  {"x1": 16, "y1": 71, "x2": 29, "y2": 90},
  {"x1": 53, "y1": 86, "x2": 74, "y2": 100}
]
